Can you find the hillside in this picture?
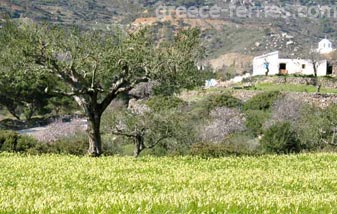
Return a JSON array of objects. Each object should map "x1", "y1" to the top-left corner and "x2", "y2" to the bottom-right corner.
[{"x1": 2, "y1": 0, "x2": 337, "y2": 72}]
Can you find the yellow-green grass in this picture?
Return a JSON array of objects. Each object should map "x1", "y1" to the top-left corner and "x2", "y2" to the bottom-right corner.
[{"x1": 1, "y1": 153, "x2": 337, "y2": 213}]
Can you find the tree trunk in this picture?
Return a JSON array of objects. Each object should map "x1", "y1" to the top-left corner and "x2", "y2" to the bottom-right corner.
[
  {"x1": 133, "y1": 135, "x2": 145, "y2": 158},
  {"x1": 87, "y1": 112, "x2": 102, "y2": 157},
  {"x1": 7, "y1": 106, "x2": 21, "y2": 121},
  {"x1": 25, "y1": 105, "x2": 35, "y2": 121},
  {"x1": 313, "y1": 65, "x2": 320, "y2": 93}
]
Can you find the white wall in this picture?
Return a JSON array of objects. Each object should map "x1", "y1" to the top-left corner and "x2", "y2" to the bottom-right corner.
[
  {"x1": 317, "y1": 60, "x2": 328, "y2": 76},
  {"x1": 253, "y1": 51, "x2": 328, "y2": 76},
  {"x1": 278, "y1": 59, "x2": 327, "y2": 76},
  {"x1": 253, "y1": 51, "x2": 279, "y2": 76}
]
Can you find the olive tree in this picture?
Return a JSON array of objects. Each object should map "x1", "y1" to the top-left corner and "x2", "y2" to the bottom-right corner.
[
  {"x1": 0, "y1": 22, "x2": 54, "y2": 120},
  {"x1": 2, "y1": 21, "x2": 204, "y2": 156}
]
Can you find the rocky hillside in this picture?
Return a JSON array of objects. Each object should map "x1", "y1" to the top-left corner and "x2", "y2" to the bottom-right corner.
[{"x1": 2, "y1": 0, "x2": 337, "y2": 73}]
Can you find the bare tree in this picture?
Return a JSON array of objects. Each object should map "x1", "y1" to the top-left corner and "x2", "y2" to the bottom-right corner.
[{"x1": 308, "y1": 50, "x2": 323, "y2": 92}]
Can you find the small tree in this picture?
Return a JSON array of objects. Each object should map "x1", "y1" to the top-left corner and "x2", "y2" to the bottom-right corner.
[
  {"x1": 308, "y1": 50, "x2": 322, "y2": 92},
  {"x1": 299, "y1": 49, "x2": 324, "y2": 93},
  {"x1": 104, "y1": 108, "x2": 189, "y2": 157},
  {"x1": 261, "y1": 122, "x2": 301, "y2": 154}
]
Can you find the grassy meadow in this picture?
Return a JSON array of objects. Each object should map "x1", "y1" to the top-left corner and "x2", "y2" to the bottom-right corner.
[{"x1": 1, "y1": 153, "x2": 337, "y2": 213}]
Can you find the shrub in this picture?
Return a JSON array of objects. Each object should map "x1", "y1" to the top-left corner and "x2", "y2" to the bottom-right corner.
[
  {"x1": 146, "y1": 96, "x2": 187, "y2": 112},
  {"x1": 190, "y1": 143, "x2": 236, "y2": 158},
  {"x1": 16, "y1": 135, "x2": 38, "y2": 152},
  {"x1": 102, "y1": 134, "x2": 124, "y2": 156},
  {"x1": 295, "y1": 104, "x2": 337, "y2": 150},
  {"x1": 0, "y1": 130, "x2": 19, "y2": 152},
  {"x1": 206, "y1": 94, "x2": 242, "y2": 111},
  {"x1": 223, "y1": 133, "x2": 262, "y2": 155},
  {"x1": 243, "y1": 91, "x2": 281, "y2": 111},
  {"x1": 49, "y1": 134, "x2": 88, "y2": 156},
  {"x1": 261, "y1": 122, "x2": 301, "y2": 154},
  {"x1": 245, "y1": 110, "x2": 269, "y2": 136},
  {"x1": 0, "y1": 130, "x2": 37, "y2": 153}
]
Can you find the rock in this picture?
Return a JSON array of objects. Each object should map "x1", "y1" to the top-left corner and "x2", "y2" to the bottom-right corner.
[{"x1": 286, "y1": 40, "x2": 294, "y2": 45}]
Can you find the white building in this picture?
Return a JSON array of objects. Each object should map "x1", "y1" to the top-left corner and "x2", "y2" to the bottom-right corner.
[
  {"x1": 317, "y1": 38, "x2": 335, "y2": 54},
  {"x1": 253, "y1": 51, "x2": 332, "y2": 76}
]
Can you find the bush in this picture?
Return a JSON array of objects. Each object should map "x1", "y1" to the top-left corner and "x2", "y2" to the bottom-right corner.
[
  {"x1": 261, "y1": 122, "x2": 301, "y2": 154},
  {"x1": 223, "y1": 133, "x2": 262, "y2": 155},
  {"x1": 245, "y1": 110, "x2": 269, "y2": 136},
  {"x1": 0, "y1": 130, "x2": 121, "y2": 156},
  {"x1": 16, "y1": 135, "x2": 38, "y2": 152},
  {"x1": 243, "y1": 91, "x2": 281, "y2": 111},
  {"x1": 0, "y1": 130, "x2": 19, "y2": 152},
  {"x1": 146, "y1": 96, "x2": 187, "y2": 112},
  {"x1": 295, "y1": 104, "x2": 337, "y2": 150},
  {"x1": 206, "y1": 94, "x2": 242, "y2": 111},
  {"x1": 49, "y1": 134, "x2": 88, "y2": 156},
  {"x1": 48, "y1": 134, "x2": 121, "y2": 156},
  {"x1": 0, "y1": 130, "x2": 37, "y2": 153},
  {"x1": 192, "y1": 132, "x2": 262, "y2": 158},
  {"x1": 190, "y1": 143, "x2": 237, "y2": 158}
]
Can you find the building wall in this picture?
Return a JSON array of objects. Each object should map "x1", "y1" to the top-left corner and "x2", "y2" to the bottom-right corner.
[
  {"x1": 278, "y1": 59, "x2": 327, "y2": 76},
  {"x1": 253, "y1": 51, "x2": 328, "y2": 76},
  {"x1": 253, "y1": 51, "x2": 279, "y2": 76}
]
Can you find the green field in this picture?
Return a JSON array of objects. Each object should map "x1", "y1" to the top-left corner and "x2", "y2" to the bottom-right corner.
[{"x1": 1, "y1": 153, "x2": 337, "y2": 213}]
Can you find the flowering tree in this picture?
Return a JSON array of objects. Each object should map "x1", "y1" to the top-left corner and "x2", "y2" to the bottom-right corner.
[{"x1": 200, "y1": 107, "x2": 246, "y2": 143}]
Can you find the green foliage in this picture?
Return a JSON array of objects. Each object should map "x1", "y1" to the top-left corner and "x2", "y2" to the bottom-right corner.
[
  {"x1": 223, "y1": 133, "x2": 261, "y2": 155},
  {"x1": 191, "y1": 132, "x2": 260, "y2": 158},
  {"x1": 261, "y1": 122, "x2": 301, "y2": 154},
  {"x1": 295, "y1": 104, "x2": 337, "y2": 150},
  {"x1": 0, "y1": 130, "x2": 37, "y2": 152},
  {"x1": 146, "y1": 96, "x2": 187, "y2": 112},
  {"x1": 152, "y1": 28, "x2": 206, "y2": 95},
  {"x1": 1, "y1": 21, "x2": 205, "y2": 155},
  {"x1": 16, "y1": 135, "x2": 39, "y2": 153},
  {"x1": 187, "y1": 93, "x2": 242, "y2": 120},
  {"x1": 245, "y1": 110, "x2": 270, "y2": 136},
  {"x1": 243, "y1": 91, "x2": 281, "y2": 111},
  {"x1": 48, "y1": 134, "x2": 88, "y2": 156},
  {"x1": 206, "y1": 93, "x2": 242, "y2": 111},
  {"x1": 190, "y1": 143, "x2": 236, "y2": 158},
  {"x1": 103, "y1": 106, "x2": 195, "y2": 157},
  {"x1": 0, "y1": 130, "x2": 19, "y2": 152},
  {"x1": 0, "y1": 21, "x2": 75, "y2": 120}
]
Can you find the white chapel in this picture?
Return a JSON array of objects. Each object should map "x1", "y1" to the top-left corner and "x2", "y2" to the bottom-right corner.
[{"x1": 317, "y1": 38, "x2": 335, "y2": 54}]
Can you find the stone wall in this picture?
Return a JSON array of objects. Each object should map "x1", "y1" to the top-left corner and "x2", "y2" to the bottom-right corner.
[
  {"x1": 255, "y1": 76, "x2": 337, "y2": 88},
  {"x1": 231, "y1": 90, "x2": 337, "y2": 109}
]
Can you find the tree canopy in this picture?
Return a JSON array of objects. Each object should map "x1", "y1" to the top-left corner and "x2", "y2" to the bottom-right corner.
[{"x1": 0, "y1": 20, "x2": 205, "y2": 156}]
